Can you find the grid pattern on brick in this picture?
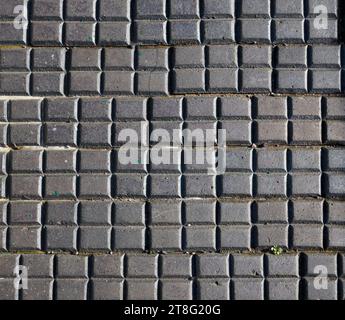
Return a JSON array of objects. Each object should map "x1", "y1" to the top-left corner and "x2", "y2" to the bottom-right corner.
[
  {"x1": 0, "y1": 252, "x2": 344, "y2": 300},
  {"x1": 0, "y1": 45, "x2": 344, "y2": 95},
  {"x1": 0, "y1": 0, "x2": 342, "y2": 46}
]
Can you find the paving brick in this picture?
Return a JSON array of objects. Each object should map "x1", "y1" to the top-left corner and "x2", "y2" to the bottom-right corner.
[
  {"x1": 103, "y1": 71, "x2": 135, "y2": 95},
  {"x1": 291, "y1": 173, "x2": 321, "y2": 196},
  {"x1": 79, "y1": 175, "x2": 111, "y2": 198},
  {"x1": 291, "y1": 120, "x2": 322, "y2": 144},
  {"x1": 306, "y1": 0, "x2": 338, "y2": 17},
  {"x1": 219, "y1": 201, "x2": 251, "y2": 224},
  {"x1": 80, "y1": 98, "x2": 112, "y2": 121},
  {"x1": 9, "y1": 201, "x2": 41, "y2": 225},
  {"x1": 149, "y1": 174, "x2": 181, "y2": 198},
  {"x1": 0, "y1": 254, "x2": 20, "y2": 277},
  {"x1": 150, "y1": 201, "x2": 181, "y2": 225},
  {"x1": 170, "y1": 0, "x2": 199, "y2": 18},
  {"x1": 273, "y1": 19, "x2": 305, "y2": 43},
  {"x1": 45, "y1": 150, "x2": 77, "y2": 173},
  {"x1": 79, "y1": 150, "x2": 111, "y2": 173},
  {"x1": 45, "y1": 175, "x2": 76, "y2": 199},
  {"x1": 46, "y1": 201, "x2": 78, "y2": 226},
  {"x1": 91, "y1": 279, "x2": 123, "y2": 300},
  {"x1": 161, "y1": 279, "x2": 193, "y2": 300},
  {"x1": 231, "y1": 254, "x2": 264, "y2": 277},
  {"x1": 32, "y1": 48, "x2": 65, "y2": 71},
  {"x1": 275, "y1": 69, "x2": 308, "y2": 93},
  {"x1": 10, "y1": 175, "x2": 42, "y2": 199},
  {"x1": 273, "y1": 0, "x2": 304, "y2": 17},
  {"x1": 241, "y1": 45, "x2": 271, "y2": 67},
  {"x1": 45, "y1": 98, "x2": 78, "y2": 122},
  {"x1": 221, "y1": 120, "x2": 252, "y2": 144},
  {"x1": 256, "y1": 224, "x2": 289, "y2": 248},
  {"x1": 310, "y1": 70, "x2": 341, "y2": 93},
  {"x1": 99, "y1": 0, "x2": 130, "y2": 21},
  {"x1": 220, "y1": 225, "x2": 251, "y2": 250},
  {"x1": 303, "y1": 253, "x2": 337, "y2": 277},
  {"x1": 31, "y1": 0, "x2": 63, "y2": 20},
  {"x1": 69, "y1": 71, "x2": 101, "y2": 95},
  {"x1": 327, "y1": 201, "x2": 345, "y2": 224},
  {"x1": 185, "y1": 200, "x2": 216, "y2": 224},
  {"x1": 326, "y1": 97, "x2": 345, "y2": 119},
  {"x1": 98, "y1": 22, "x2": 131, "y2": 45},
  {"x1": 127, "y1": 255, "x2": 158, "y2": 277},
  {"x1": 184, "y1": 174, "x2": 216, "y2": 197},
  {"x1": 202, "y1": 0, "x2": 234, "y2": 18},
  {"x1": 170, "y1": 20, "x2": 201, "y2": 44},
  {"x1": 310, "y1": 45, "x2": 341, "y2": 68},
  {"x1": 225, "y1": 148, "x2": 252, "y2": 172},
  {"x1": 276, "y1": 46, "x2": 307, "y2": 68},
  {"x1": 9, "y1": 99, "x2": 41, "y2": 122},
  {"x1": 266, "y1": 254, "x2": 299, "y2": 276},
  {"x1": 137, "y1": 71, "x2": 169, "y2": 95},
  {"x1": 115, "y1": 174, "x2": 147, "y2": 197},
  {"x1": 221, "y1": 173, "x2": 252, "y2": 196},
  {"x1": 239, "y1": 0, "x2": 270, "y2": 17},
  {"x1": 326, "y1": 174, "x2": 345, "y2": 197},
  {"x1": 220, "y1": 96, "x2": 251, "y2": 119},
  {"x1": 197, "y1": 279, "x2": 230, "y2": 300},
  {"x1": 65, "y1": 22, "x2": 96, "y2": 46},
  {"x1": 0, "y1": 279, "x2": 18, "y2": 300},
  {"x1": 161, "y1": 255, "x2": 192, "y2": 277},
  {"x1": 22, "y1": 279, "x2": 54, "y2": 300},
  {"x1": 256, "y1": 149, "x2": 287, "y2": 172},
  {"x1": 150, "y1": 226, "x2": 182, "y2": 250},
  {"x1": 1, "y1": 0, "x2": 27, "y2": 19},
  {"x1": 185, "y1": 226, "x2": 216, "y2": 250},
  {"x1": 0, "y1": 73, "x2": 30, "y2": 95},
  {"x1": 305, "y1": 277, "x2": 337, "y2": 300},
  {"x1": 256, "y1": 173, "x2": 287, "y2": 197},
  {"x1": 113, "y1": 226, "x2": 145, "y2": 250},
  {"x1": 136, "y1": 0, "x2": 166, "y2": 19},
  {"x1": 207, "y1": 68, "x2": 238, "y2": 92},
  {"x1": 79, "y1": 226, "x2": 112, "y2": 251},
  {"x1": 203, "y1": 19, "x2": 235, "y2": 44},
  {"x1": 137, "y1": 47, "x2": 168, "y2": 70},
  {"x1": 239, "y1": 19, "x2": 271, "y2": 43},
  {"x1": 256, "y1": 120, "x2": 288, "y2": 144},
  {"x1": 92, "y1": 254, "x2": 124, "y2": 277},
  {"x1": 10, "y1": 150, "x2": 43, "y2": 173},
  {"x1": 32, "y1": 72, "x2": 65, "y2": 96},
  {"x1": 0, "y1": 49, "x2": 30, "y2": 71},
  {"x1": 0, "y1": 22, "x2": 27, "y2": 45},
  {"x1": 30, "y1": 21, "x2": 63, "y2": 45},
  {"x1": 45, "y1": 226, "x2": 78, "y2": 251},
  {"x1": 8, "y1": 225, "x2": 41, "y2": 250},
  {"x1": 45, "y1": 123, "x2": 77, "y2": 146},
  {"x1": 196, "y1": 254, "x2": 229, "y2": 277},
  {"x1": 292, "y1": 224, "x2": 323, "y2": 249},
  {"x1": 241, "y1": 69, "x2": 272, "y2": 92},
  {"x1": 135, "y1": 21, "x2": 167, "y2": 44},
  {"x1": 232, "y1": 279, "x2": 264, "y2": 300},
  {"x1": 328, "y1": 226, "x2": 345, "y2": 248},
  {"x1": 326, "y1": 149, "x2": 345, "y2": 171},
  {"x1": 173, "y1": 68, "x2": 205, "y2": 93},
  {"x1": 292, "y1": 200, "x2": 323, "y2": 223},
  {"x1": 79, "y1": 123, "x2": 112, "y2": 147},
  {"x1": 80, "y1": 201, "x2": 112, "y2": 225},
  {"x1": 307, "y1": 18, "x2": 338, "y2": 43},
  {"x1": 267, "y1": 279, "x2": 299, "y2": 300},
  {"x1": 126, "y1": 279, "x2": 158, "y2": 300},
  {"x1": 255, "y1": 201, "x2": 288, "y2": 223},
  {"x1": 55, "y1": 279, "x2": 88, "y2": 300},
  {"x1": 326, "y1": 121, "x2": 345, "y2": 144}
]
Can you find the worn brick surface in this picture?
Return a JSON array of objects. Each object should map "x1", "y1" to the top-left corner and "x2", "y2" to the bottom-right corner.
[{"x1": 1, "y1": 0, "x2": 345, "y2": 301}]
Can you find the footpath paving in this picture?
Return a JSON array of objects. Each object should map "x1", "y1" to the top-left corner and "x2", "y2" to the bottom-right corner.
[{"x1": 0, "y1": 0, "x2": 345, "y2": 300}]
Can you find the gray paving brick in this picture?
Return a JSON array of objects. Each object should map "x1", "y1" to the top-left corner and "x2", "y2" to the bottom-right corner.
[
  {"x1": 137, "y1": 71, "x2": 169, "y2": 95},
  {"x1": 32, "y1": 48, "x2": 65, "y2": 71},
  {"x1": 303, "y1": 253, "x2": 337, "y2": 277},
  {"x1": 276, "y1": 46, "x2": 307, "y2": 67},
  {"x1": 45, "y1": 175, "x2": 76, "y2": 199},
  {"x1": 292, "y1": 224, "x2": 323, "y2": 249},
  {"x1": 185, "y1": 226, "x2": 216, "y2": 250},
  {"x1": 266, "y1": 254, "x2": 299, "y2": 277},
  {"x1": 9, "y1": 201, "x2": 41, "y2": 225},
  {"x1": 32, "y1": 72, "x2": 65, "y2": 96},
  {"x1": 221, "y1": 120, "x2": 252, "y2": 144},
  {"x1": 267, "y1": 279, "x2": 299, "y2": 300},
  {"x1": 292, "y1": 200, "x2": 323, "y2": 223},
  {"x1": 31, "y1": 0, "x2": 63, "y2": 20},
  {"x1": 30, "y1": 22, "x2": 63, "y2": 45},
  {"x1": 328, "y1": 226, "x2": 345, "y2": 248},
  {"x1": 326, "y1": 174, "x2": 345, "y2": 197},
  {"x1": 184, "y1": 174, "x2": 216, "y2": 197},
  {"x1": 326, "y1": 97, "x2": 345, "y2": 119},
  {"x1": 80, "y1": 98, "x2": 112, "y2": 121},
  {"x1": 9, "y1": 99, "x2": 42, "y2": 121},
  {"x1": 219, "y1": 201, "x2": 251, "y2": 224},
  {"x1": 221, "y1": 173, "x2": 252, "y2": 196},
  {"x1": 79, "y1": 123, "x2": 112, "y2": 147},
  {"x1": 91, "y1": 279, "x2": 123, "y2": 300},
  {"x1": 197, "y1": 279, "x2": 230, "y2": 300},
  {"x1": 45, "y1": 123, "x2": 77, "y2": 146},
  {"x1": 45, "y1": 226, "x2": 78, "y2": 251},
  {"x1": 79, "y1": 174, "x2": 111, "y2": 198},
  {"x1": 239, "y1": 19, "x2": 271, "y2": 43},
  {"x1": 185, "y1": 200, "x2": 216, "y2": 224},
  {"x1": 310, "y1": 45, "x2": 341, "y2": 68},
  {"x1": 80, "y1": 201, "x2": 112, "y2": 225},
  {"x1": 326, "y1": 149, "x2": 345, "y2": 171},
  {"x1": 256, "y1": 224, "x2": 289, "y2": 248},
  {"x1": 170, "y1": 0, "x2": 199, "y2": 18},
  {"x1": 136, "y1": 0, "x2": 166, "y2": 19},
  {"x1": 170, "y1": 20, "x2": 200, "y2": 44},
  {"x1": 276, "y1": 69, "x2": 308, "y2": 93},
  {"x1": 256, "y1": 120, "x2": 288, "y2": 144},
  {"x1": 46, "y1": 201, "x2": 78, "y2": 226},
  {"x1": 137, "y1": 47, "x2": 168, "y2": 70},
  {"x1": 196, "y1": 254, "x2": 229, "y2": 277},
  {"x1": 9, "y1": 123, "x2": 41, "y2": 147},
  {"x1": 92, "y1": 254, "x2": 124, "y2": 277},
  {"x1": 207, "y1": 68, "x2": 238, "y2": 92},
  {"x1": 99, "y1": 0, "x2": 130, "y2": 21},
  {"x1": 0, "y1": 279, "x2": 18, "y2": 300},
  {"x1": 326, "y1": 121, "x2": 345, "y2": 144},
  {"x1": 0, "y1": 73, "x2": 30, "y2": 95},
  {"x1": 150, "y1": 226, "x2": 182, "y2": 250},
  {"x1": 273, "y1": 0, "x2": 304, "y2": 17},
  {"x1": 291, "y1": 173, "x2": 321, "y2": 196},
  {"x1": 79, "y1": 226, "x2": 112, "y2": 251},
  {"x1": 203, "y1": 19, "x2": 235, "y2": 44},
  {"x1": 256, "y1": 149, "x2": 287, "y2": 172},
  {"x1": 232, "y1": 278, "x2": 264, "y2": 300},
  {"x1": 203, "y1": 0, "x2": 234, "y2": 18},
  {"x1": 98, "y1": 22, "x2": 131, "y2": 45},
  {"x1": 65, "y1": 22, "x2": 96, "y2": 46},
  {"x1": 8, "y1": 226, "x2": 41, "y2": 250},
  {"x1": 103, "y1": 71, "x2": 135, "y2": 95},
  {"x1": 241, "y1": 69, "x2": 272, "y2": 92},
  {"x1": 0, "y1": 22, "x2": 27, "y2": 45},
  {"x1": 55, "y1": 279, "x2": 88, "y2": 300},
  {"x1": 161, "y1": 254, "x2": 192, "y2": 277},
  {"x1": 255, "y1": 201, "x2": 288, "y2": 223},
  {"x1": 231, "y1": 254, "x2": 264, "y2": 277},
  {"x1": 10, "y1": 150, "x2": 43, "y2": 173},
  {"x1": 45, "y1": 98, "x2": 78, "y2": 122},
  {"x1": 113, "y1": 226, "x2": 145, "y2": 250},
  {"x1": 45, "y1": 150, "x2": 77, "y2": 173},
  {"x1": 10, "y1": 175, "x2": 42, "y2": 199},
  {"x1": 327, "y1": 201, "x2": 345, "y2": 224},
  {"x1": 126, "y1": 279, "x2": 158, "y2": 300},
  {"x1": 79, "y1": 150, "x2": 111, "y2": 173},
  {"x1": 161, "y1": 279, "x2": 193, "y2": 300},
  {"x1": 22, "y1": 279, "x2": 54, "y2": 300},
  {"x1": 305, "y1": 277, "x2": 337, "y2": 300},
  {"x1": 306, "y1": 0, "x2": 338, "y2": 17},
  {"x1": 273, "y1": 19, "x2": 305, "y2": 43},
  {"x1": 0, "y1": 48, "x2": 30, "y2": 71},
  {"x1": 220, "y1": 225, "x2": 251, "y2": 250},
  {"x1": 207, "y1": 45, "x2": 237, "y2": 67},
  {"x1": 241, "y1": 45, "x2": 271, "y2": 67},
  {"x1": 307, "y1": 18, "x2": 338, "y2": 43},
  {"x1": 135, "y1": 21, "x2": 167, "y2": 44},
  {"x1": 256, "y1": 173, "x2": 287, "y2": 197}
]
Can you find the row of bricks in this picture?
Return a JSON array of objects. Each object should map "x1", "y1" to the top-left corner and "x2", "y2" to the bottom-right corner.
[
  {"x1": 0, "y1": 147, "x2": 345, "y2": 173},
  {"x1": 0, "y1": 252, "x2": 344, "y2": 300},
  {"x1": 2, "y1": 46, "x2": 344, "y2": 71},
  {"x1": 0, "y1": 172, "x2": 344, "y2": 198},
  {"x1": 1, "y1": 199, "x2": 344, "y2": 226},
  {"x1": 1, "y1": 223, "x2": 345, "y2": 251},
  {"x1": 2, "y1": 0, "x2": 339, "y2": 21},
  {"x1": 1, "y1": 96, "x2": 345, "y2": 121},
  {"x1": 0, "y1": 120, "x2": 344, "y2": 146},
  {"x1": 0, "y1": 1, "x2": 340, "y2": 46},
  {"x1": 2, "y1": 66, "x2": 345, "y2": 95}
]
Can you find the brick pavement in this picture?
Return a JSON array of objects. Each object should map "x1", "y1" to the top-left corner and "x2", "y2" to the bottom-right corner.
[{"x1": 0, "y1": 0, "x2": 345, "y2": 300}]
